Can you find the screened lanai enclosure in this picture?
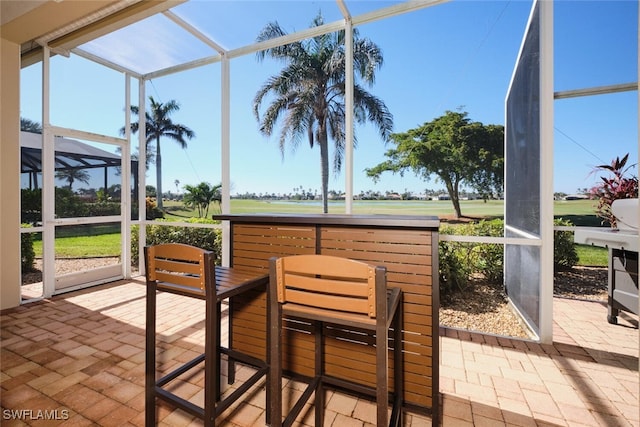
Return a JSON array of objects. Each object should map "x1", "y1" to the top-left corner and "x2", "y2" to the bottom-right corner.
[{"x1": 19, "y1": 0, "x2": 638, "y2": 347}]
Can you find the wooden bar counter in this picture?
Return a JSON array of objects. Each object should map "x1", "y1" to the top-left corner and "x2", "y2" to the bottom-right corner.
[{"x1": 213, "y1": 213, "x2": 440, "y2": 416}]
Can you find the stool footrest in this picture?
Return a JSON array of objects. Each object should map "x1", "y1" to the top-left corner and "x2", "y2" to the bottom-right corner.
[
  {"x1": 220, "y1": 347, "x2": 267, "y2": 374},
  {"x1": 154, "y1": 358, "x2": 268, "y2": 420},
  {"x1": 155, "y1": 386, "x2": 205, "y2": 419},
  {"x1": 215, "y1": 366, "x2": 269, "y2": 416},
  {"x1": 156, "y1": 353, "x2": 205, "y2": 387},
  {"x1": 283, "y1": 376, "x2": 321, "y2": 427}
]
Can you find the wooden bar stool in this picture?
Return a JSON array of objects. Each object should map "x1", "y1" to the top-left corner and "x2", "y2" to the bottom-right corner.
[
  {"x1": 268, "y1": 254, "x2": 403, "y2": 427},
  {"x1": 144, "y1": 243, "x2": 268, "y2": 426}
]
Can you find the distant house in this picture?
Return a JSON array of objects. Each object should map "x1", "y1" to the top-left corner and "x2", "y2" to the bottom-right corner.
[
  {"x1": 563, "y1": 194, "x2": 589, "y2": 201},
  {"x1": 436, "y1": 194, "x2": 450, "y2": 200},
  {"x1": 20, "y1": 131, "x2": 137, "y2": 192}
]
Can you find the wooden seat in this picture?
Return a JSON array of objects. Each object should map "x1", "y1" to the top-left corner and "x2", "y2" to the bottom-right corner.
[
  {"x1": 144, "y1": 243, "x2": 268, "y2": 426},
  {"x1": 268, "y1": 254, "x2": 403, "y2": 427}
]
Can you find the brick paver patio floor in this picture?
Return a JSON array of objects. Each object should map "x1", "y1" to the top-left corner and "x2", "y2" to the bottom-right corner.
[{"x1": 1, "y1": 279, "x2": 638, "y2": 426}]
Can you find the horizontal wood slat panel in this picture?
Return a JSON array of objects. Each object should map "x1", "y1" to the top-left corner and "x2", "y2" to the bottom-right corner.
[
  {"x1": 320, "y1": 238, "x2": 432, "y2": 256},
  {"x1": 155, "y1": 258, "x2": 203, "y2": 275},
  {"x1": 405, "y1": 302, "x2": 431, "y2": 317},
  {"x1": 321, "y1": 227, "x2": 432, "y2": 245},
  {"x1": 404, "y1": 341, "x2": 434, "y2": 358},
  {"x1": 232, "y1": 340, "x2": 264, "y2": 360},
  {"x1": 234, "y1": 246, "x2": 314, "y2": 259},
  {"x1": 284, "y1": 272, "x2": 370, "y2": 297},
  {"x1": 405, "y1": 311, "x2": 432, "y2": 327},
  {"x1": 404, "y1": 293, "x2": 432, "y2": 306},
  {"x1": 155, "y1": 271, "x2": 203, "y2": 290},
  {"x1": 326, "y1": 241, "x2": 429, "y2": 258},
  {"x1": 320, "y1": 249, "x2": 432, "y2": 269},
  {"x1": 225, "y1": 217, "x2": 439, "y2": 414},
  {"x1": 387, "y1": 272, "x2": 433, "y2": 287},
  {"x1": 406, "y1": 391, "x2": 431, "y2": 408},
  {"x1": 234, "y1": 224, "x2": 316, "y2": 238},
  {"x1": 404, "y1": 358, "x2": 432, "y2": 377}
]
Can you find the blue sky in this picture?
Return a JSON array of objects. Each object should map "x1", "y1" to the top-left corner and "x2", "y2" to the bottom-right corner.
[{"x1": 20, "y1": 0, "x2": 638, "y2": 197}]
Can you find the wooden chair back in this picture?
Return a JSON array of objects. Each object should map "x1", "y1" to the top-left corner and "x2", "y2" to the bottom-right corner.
[
  {"x1": 273, "y1": 254, "x2": 382, "y2": 318},
  {"x1": 144, "y1": 243, "x2": 214, "y2": 297}
]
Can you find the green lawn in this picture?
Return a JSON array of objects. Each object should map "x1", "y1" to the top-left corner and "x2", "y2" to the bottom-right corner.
[
  {"x1": 36, "y1": 198, "x2": 609, "y2": 266},
  {"x1": 33, "y1": 232, "x2": 121, "y2": 258}
]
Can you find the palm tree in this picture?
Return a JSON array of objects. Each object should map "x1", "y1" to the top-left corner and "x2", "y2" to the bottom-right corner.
[
  {"x1": 123, "y1": 96, "x2": 195, "y2": 209},
  {"x1": 20, "y1": 117, "x2": 42, "y2": 133},
  {"x1": 55, "y1": 168, "x2": 90, "y2": 191},
  {"x1": 183, "y1": 182, "x2": 222, "y2": 218},
  {"x1": 253, "y1": 13, "x2": 393, "y2": 213}
]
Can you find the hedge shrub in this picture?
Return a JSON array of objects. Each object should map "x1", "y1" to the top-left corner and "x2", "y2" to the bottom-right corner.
[
  {"x1": 553, "y1": 218, "x2": 579, "y2": 271},
  {"x1": 439, "y1": 218, "x2": 578, "y2": 299},
  {"x1": 131, "y1": 218, "x2": 222, "y2": 265},
  {"x1": 21, "y1": 225, "x2": 36, "y2": 273}
]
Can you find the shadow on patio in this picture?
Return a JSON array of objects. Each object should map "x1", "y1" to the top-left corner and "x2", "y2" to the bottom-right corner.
[{"x1": 1, "y1": 280, "x2": 638, "y2": 426}]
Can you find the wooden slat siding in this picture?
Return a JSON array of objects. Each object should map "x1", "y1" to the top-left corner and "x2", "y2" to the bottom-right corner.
[
  {"x1": 387, "y1": 271, "x2": 433, "y2": 286},
  {"x1": 230, "y1": 224, "x2": 316, "y2": 360},
  {"x1": 232, "y1": 224, "x2": 316, "y2": 271},
  {"x1": 218, "y1": 215, "x2": 439, "y2": 415},
  {"x1": 282, "y1": 330, "x2": 315, "y2": 377},
  {"x1": 320, "y1": 226, "x2": 433, "y2": 408},
  {"x1": 230, "y1": 287, "x2": 266, "y2": 360}
]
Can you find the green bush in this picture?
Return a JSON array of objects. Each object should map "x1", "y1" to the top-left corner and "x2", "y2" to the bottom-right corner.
[
  {"x1": 21, "y1": 225, "x2": 36, "y2": 273},
  {"x1": 438, "y1": 232, "x2": 474, "y2": 296},
  {"x1": 85, "y1": 202, "x2": 121, "y2": 216},
  {"x1": 438, "y1": 218, "x2": 579, "y2": 299},
  {"x1": 554, "y1": 218, "x2": 579, "y2": 271},
  {"x1": 54, "y1": 187, "x2": 90, "y2": 218},
  {"x1": 439, "y1": 219, "x2": 504, "y2": 297},
  {"x1": 21, "y1": 188, "x2": 42, "y2": 225},
  {"x1": 131, "y1": 218, "x2": 221, "y2": 265}
]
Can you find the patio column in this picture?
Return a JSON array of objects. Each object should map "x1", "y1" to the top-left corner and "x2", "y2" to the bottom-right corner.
[{"x1": 0, "y1": 37, "x2": 21, "y2": 309}]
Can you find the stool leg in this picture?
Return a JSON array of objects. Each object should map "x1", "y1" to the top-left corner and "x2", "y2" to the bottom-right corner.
[
  {"x1": 376, "y1": 321, "x2": 389, "y2": 427},
  {"x1": 314, "y1": 321, "x2": 324, "y2": 427},
  {"x1": 204, "y1": 292, "x2": 217, "y2": 426},
  {"x1": 227, "y1": 299, "x2": 237, "y2": 385},
  {"x1": 269, "y1": 304, "x2": 283, "y2": 427},
  {"x1": 145, "y1": 284, "x2": 157, "y2": 427},
  {"x1": 393, "y1": 303, "x2": 403, "y2": 427}
]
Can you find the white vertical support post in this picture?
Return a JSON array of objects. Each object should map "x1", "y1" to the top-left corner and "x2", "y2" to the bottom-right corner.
[
  {"x1": 344, "y1": 17, "x2": 354, "y2": 214},
  {"x1": 538, "y1": 0, "x2": 554, "y2": 344},
  {"x1": 138, "y1": 78, "x2": 147, "y2": 274},
  {"x1": 221, "y1": 54, "x2": 231, "y2": 267},
  {"x1": 41, "y1": 46, "x2": 55, "y2": 298},
  {"x1": 122, "y1": 74, "x2": 132, "y2": 278},
  {"x1": 637, "y1": 0, "x2": 639, "y2": 365}
]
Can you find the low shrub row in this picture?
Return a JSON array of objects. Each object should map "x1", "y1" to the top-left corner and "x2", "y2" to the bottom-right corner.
[
  {"x1": 438, "y1": 218, "x2": 578, "y2": 299},
  {"x1": 131, "y1": 218, "x2": 222, "y2": 265}
]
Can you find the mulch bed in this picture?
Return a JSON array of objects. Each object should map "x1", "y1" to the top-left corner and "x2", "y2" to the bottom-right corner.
[{"x1": 439, "y1": 266, "x2": 608, "y2": 338}]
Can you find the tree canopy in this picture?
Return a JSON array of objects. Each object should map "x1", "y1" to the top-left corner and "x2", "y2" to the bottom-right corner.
[
  {"x1": 21, "y1": 117, "x2": 42, "y2": 133},
  {"x1": 55, "y1": 168, "x2": 91, "y2": 191},
  {"x1": 182, "y1": 182, "x2": 222, "y2": 218},
  {"x1": 366, "y1": 110, "x2": 504, "y2": 218},
  {"x1": 253, "y1": 13, "x2": 393, "y2": 213}
]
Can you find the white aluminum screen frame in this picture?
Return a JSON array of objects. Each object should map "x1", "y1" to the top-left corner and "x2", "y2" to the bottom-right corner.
[{"x1": 503, "y1": 0, "x2": 554, "y2": 343}]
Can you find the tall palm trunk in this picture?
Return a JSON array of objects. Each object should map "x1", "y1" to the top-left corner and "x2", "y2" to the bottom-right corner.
[
  {"x1": 319, "y1": 128, "x2": 330, "y2": 214},
  {"x1": 155, "y1": 136, "x2": 163, "y2": 209}
]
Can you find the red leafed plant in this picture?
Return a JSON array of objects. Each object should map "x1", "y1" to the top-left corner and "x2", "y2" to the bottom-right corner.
[{"x1": 589, "y1": 153, "x2": 638, "y2": 228}]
